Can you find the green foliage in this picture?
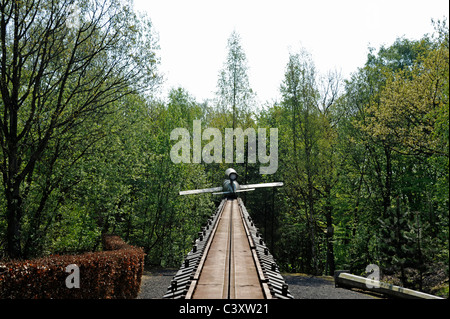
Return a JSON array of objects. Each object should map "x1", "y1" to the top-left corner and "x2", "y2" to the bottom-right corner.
[
  {"x1": 252, "y1": 20, "x2": 448, "y2": 291},
  {"x1": 335, "y1": 21, "x2": 448, "y2": 288},
  {"x1": 216, "y1": 30, "x2": 256, "y2": 129},
  {"x1": 0, "y1": 3, "x2": 447, "y2": 296}
]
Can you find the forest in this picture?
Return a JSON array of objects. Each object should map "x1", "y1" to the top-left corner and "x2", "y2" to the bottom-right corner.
[{"x1": 0, "y1": 0, "x2": 448, "y2": 296}]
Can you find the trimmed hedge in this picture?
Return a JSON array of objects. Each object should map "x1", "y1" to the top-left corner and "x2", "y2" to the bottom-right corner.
[{"x1": 0, "y1": 234, "x2": 145, "y2": 299}]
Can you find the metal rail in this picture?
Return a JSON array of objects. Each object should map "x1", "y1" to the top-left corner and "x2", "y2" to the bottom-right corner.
[{"x1": 163, "y1": 198, "x2": 293, "y2": 299}]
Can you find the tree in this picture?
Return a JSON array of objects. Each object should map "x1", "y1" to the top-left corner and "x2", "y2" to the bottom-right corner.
[
  {"x1": 360, "y1": 22, "x2": 449, "y2": 287},
  {"x1": 0, "y1": 0, "x2": 160, "y2": 259},
  {"x1": 214, "y1": 30, "x2": 257, "y2": 188},
  {"x1": 216, "y1": 30, "x2": 255, "y2": 129},
  {"x1": 333, "y1": 24, "x2": 449, "y2": 289},
  {"x1": 280, "y1": 50, "x2": 323, "y2": 274},
  {"x1": 363, "y1": 24, "x2": 449, "y2": 158}
]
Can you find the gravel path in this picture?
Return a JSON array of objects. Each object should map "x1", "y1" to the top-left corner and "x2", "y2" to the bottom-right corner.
[
  {"x1": 283, "y1": 273, "x2": 376, "y2": 299},
  {"x1": 137, "y1": 268, "x2": 177, "y2": 299},
  {"x1": 137, "y1": 269, "x2": 376, "y2": 299}
]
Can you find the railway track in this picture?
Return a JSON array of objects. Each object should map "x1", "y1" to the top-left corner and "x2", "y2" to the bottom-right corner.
[{"x1": 163, "y1": 198, "x2": 293, "y2": 299}]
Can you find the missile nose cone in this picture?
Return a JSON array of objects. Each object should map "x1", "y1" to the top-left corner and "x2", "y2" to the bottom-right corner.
[{"x1": 225, "y1": 168, "x2": 238, "y2": 181}]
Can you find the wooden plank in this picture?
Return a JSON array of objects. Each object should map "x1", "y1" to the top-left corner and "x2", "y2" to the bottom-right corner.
[
  {"x1": 191, "y1": 199, "x2": 265, "y2": 299},
  {"x1": 191, "y1": 200, "x2": 232, "y2": 298},
  {"x1": 185, "y1": 199, "x2": 226, "y2": 299},
  {"x1": 232, "y1": 203, "x2": 264, "y2": 299}
]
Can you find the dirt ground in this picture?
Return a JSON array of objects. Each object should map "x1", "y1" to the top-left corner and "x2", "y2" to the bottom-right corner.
[{"x1": 137, "y1": 269, "x2": 377, "y2": 299}]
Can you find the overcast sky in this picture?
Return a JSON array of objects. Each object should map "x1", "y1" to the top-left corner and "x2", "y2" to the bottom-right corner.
[{"x1": 133, "y1": 0, "x2": 449, "y2": 103}]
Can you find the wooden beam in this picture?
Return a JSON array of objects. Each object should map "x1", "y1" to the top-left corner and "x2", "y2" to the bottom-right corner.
[{"x1": 335, "y1": 272, "x2": 444, "y2": 299}]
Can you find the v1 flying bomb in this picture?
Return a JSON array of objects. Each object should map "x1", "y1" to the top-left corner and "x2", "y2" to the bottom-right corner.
[{"x1": 179, "y1": 168, "x2": 283, "y2": 197}]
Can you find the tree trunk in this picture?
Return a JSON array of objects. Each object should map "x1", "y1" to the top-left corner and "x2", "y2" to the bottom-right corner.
[
  {"x1": 325, "y1": 185, "x2": 335, "y2": 276},
  {"x1": 6, "y1": 183, "x2": 23, "y2": 259},
  {"x1": 383, "y1": 145, "x2": 392, "y2": 218},
  {"x1": 5, "y1": 94, "x2": 23, "y2": 259}
]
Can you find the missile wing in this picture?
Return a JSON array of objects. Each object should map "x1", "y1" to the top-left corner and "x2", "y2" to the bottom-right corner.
[
  {"x1": 212, "y1": 188, "x2": 256, "y2": 196},
  {"x1": 178, "y1": 168, "x2": 283, "y2": 196},
  {"x1": 179, "y1": 186, "x2": 223, "y2": 196},
  {"x1": 239, "y1": 182, "x2": 284, "y2": 190}
]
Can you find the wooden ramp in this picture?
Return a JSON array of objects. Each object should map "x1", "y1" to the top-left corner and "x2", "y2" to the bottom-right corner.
[
  {"x1": 163, "y1": 198, "x2": 293, "y2": 299},
  {"x1": 190, "y1": 199, "x2": 264, "y2": 299}
]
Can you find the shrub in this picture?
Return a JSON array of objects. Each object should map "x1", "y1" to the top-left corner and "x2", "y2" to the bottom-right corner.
[{"x1": 0, "y1": 234, "x2": 145, "y2": 299}]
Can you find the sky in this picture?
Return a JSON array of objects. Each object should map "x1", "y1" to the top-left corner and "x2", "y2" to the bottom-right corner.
[{"x1": 133, "y1": 0, "x2": 449, "y2": 103}]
